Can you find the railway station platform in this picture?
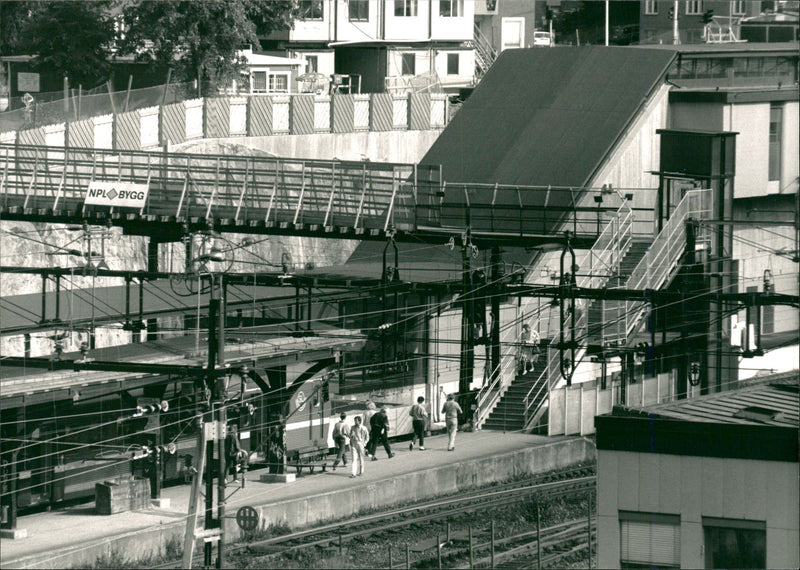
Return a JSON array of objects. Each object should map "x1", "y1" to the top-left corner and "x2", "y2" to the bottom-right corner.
[{"x1": 1, "y1": 431, "x2": 595, "y2": 569}]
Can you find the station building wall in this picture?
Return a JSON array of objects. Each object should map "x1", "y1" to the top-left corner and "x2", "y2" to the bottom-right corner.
[{"x1": 597, "y1": 449, "x2": 800, "y2": 569}]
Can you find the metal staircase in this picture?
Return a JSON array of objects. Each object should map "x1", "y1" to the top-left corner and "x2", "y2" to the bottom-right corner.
[
  {"x1": 474, "y1": 192, "x2": 635, "y2": 431},
  {"x1": 482, "y1": 367, "x2": 547, "y2": 432},
  {"x1": 521, "y1": 188, "x2": 712, "y2": 432},
  {"x1": 473, "y1": 24, "x2": 498, "y2": 80}
]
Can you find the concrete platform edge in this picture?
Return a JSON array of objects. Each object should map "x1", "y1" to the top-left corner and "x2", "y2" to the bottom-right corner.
[{"x1": 3, "y1": 437, "x2": 595, "y2": 569}]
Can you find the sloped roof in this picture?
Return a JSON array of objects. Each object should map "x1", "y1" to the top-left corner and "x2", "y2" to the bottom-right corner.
[{"x1": 420, "y1": 46, "x2": 675, "y2": 190}]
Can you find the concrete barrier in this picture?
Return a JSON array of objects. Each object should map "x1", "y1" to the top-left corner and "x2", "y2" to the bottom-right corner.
[
  {"x1": 5, "y1": 437, "x2": 594, "y2": 569},
  {"x1": 223, "y1": 437, "x2": 595, "y2": 543}
]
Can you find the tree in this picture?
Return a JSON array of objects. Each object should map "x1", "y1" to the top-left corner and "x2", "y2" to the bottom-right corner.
[
  {"x1": 15, "y1": 1, "x2": 117, "y2": 88},
  {"x1": 117, "y1": 0, "x2": 298, "y2": 93}
]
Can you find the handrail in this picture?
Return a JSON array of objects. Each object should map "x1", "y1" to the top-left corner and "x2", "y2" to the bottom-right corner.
[
  {"x1": 615, "y1": 188, "x2": 711, "y2": 341},
  {"x1": 516, "y1": 193, "x2": 634, "y2": 429}
]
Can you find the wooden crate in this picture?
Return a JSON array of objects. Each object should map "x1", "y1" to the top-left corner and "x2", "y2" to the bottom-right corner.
[{"x1": 95, "y1": 477, "x2": 151, "y2": 515}]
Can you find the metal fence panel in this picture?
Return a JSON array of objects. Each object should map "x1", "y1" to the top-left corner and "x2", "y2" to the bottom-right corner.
[
  {"x1": 161, "y1": 101, "x2": 186, "y2": 145},
  {"x1": 353, "y1": 95, "x2": 370, "y2": 130},
  {"x1": 205, "y1": 97, "x2": 230, "y2": 139},
  {"x1": 291, "y1": 94, "x2": 314, "y2": 135},
  {"x1": 229, "y1": 97, "x2": 247, "y2": 136},
  {"x1": 185, "y1": 99, "x2": 204, "y2": 141},
  {"x1": 409, "y1": 93, "x2": 430, "y2": 130},
  {"x1": 332, "y1": 94, "x2": 354, "y2": 133},
  {"x1": 68, "y1": 118, "x2": 94, "y2": 148},
  {"x1": 392, "y1": 94, "x2": 409, "y2": 129},
  {"x1": 115, "y1": 109, "x2": 139, "y2": 150},
  {"x1": 430, "y1": 95, "x2": 446, "y2": 127},
  {"x1": 370, "y1": 93, "x2": 393, "y2": 132},
  {"x1": 18, "y1": 127, "x2": 45, "y2": 146},
  {"x1": 314, "y1": 96, "x2": 331, "y2": 132},
  {"x1": 272, "y1": 96, "x2": 290, "y2": 133},
  {"x1": 139, "y1": 106, "x2": 160, "y2": 148},
  {"x1": 94, "y1": 114, "x2": 113, "y2": 149},
  {"x1": 249, "y1": 96, "x2": 273, "y2": 136}
]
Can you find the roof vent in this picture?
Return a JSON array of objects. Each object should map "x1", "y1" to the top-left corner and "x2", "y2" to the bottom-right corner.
[{"x1": 733, "y1": 406, "x2": 777, "y2": 421}]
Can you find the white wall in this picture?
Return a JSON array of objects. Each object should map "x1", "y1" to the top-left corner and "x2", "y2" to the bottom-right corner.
[
  {"x1": 597, "y1": 450, "x2": 800, "y2": 569},
  {"x1": 387, "y1": 48, "x2": 433, "y2": 78},
  {"x1": 727, "y1": 102, "x2": 771, "y2": 199},
  {"x1": 589, "y1": 83, "x2": 671, "y2": 236},
  {"x1": 384, "y1": 0, "x2": 431, "y2": 40},
  {"x1": 335, "y1": 0, "x2": 381, "y2": 41},
  {"x1": 430, "y1": 0, "x2": 473, "y2": 40},
  {"x1": 290, "y1": 1, "x2": 334, "y2": 41},
  {"x1": 780, "y1": 101, "x2": 799, "y2": 195}
]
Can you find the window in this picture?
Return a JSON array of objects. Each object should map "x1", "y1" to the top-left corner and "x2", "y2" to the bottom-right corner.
[
  {"x1": 306, "y1": 55, "x2": 318, "y2": 73},
  {"x1": 440, "y1": 0, "x2": 463, "y2": 17},
  {"x1": 619, "y1": 512, "x2": 680, "y2": 569},
  {"x1": 401, "y1": 53, "x2": 416, "y2": 75},
  {"x1": 703, "y1": 518, "x2": 766, "y2": 569},
  {"x1": 252, "y1": 71, "x2": 267, "y2": 93},
  {"x1": 395, "y1": 0, "x2": 418, "y2": 17},
  {"x1": 349, "y1": 0, "x2": 369, "y2": 21},
  {"x1": 299, "y1": 0, "x2": 323, "y2": 20},
  {"x1": 732, "y1": 1, "x2": 746, "y2": 15},
  {"x1": 645, "y1": 1, "x2": 658, "y2": 15},
  {"x1": 685, "y1": 1, "x2": 703, "y2": 15},
  {"x1": 269, "y1": 74, "x2": 289, "y2": 93},
  {"x1": 447, "y1": 53, "x2": 459, "y2": 75},
  {"x1": 769, "y1": 104, "x2": 782, "y2": 181}
]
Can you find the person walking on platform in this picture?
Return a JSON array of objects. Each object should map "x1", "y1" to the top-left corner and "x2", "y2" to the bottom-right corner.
[
  {"x1": 442, "y1": 394, "x2": 463, "y2": 451},
  {"x1": 331, "y1": 412, "x2": 349, "y2": 471},
  {"x1": 409, "y1": 396, "x2": 428, "y2": 451},
  {"x1": 367, "y1": 407, "x2": 394, "y2": 460},
  {"x1": 349, "y1": 416, "x2": 369, "y2": 478}
]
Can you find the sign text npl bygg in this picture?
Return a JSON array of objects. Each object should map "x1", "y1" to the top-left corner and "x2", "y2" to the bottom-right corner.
[{"x1": 85, "y1": 181, "x2": 149, "y2": 208}]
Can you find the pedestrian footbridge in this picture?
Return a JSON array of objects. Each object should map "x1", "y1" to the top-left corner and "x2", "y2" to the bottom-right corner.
[{"x1": 0, "y1": 144, "x2": 619, "y2": 248}]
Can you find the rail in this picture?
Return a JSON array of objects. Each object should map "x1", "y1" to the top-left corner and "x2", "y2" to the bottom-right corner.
[
  {"x1": 608, "y1": 188, "x2": 712, "y2": 344},
  {"x1": 521, "y1": 196, "x2": 634, "y2": 429},
  {"x1": 0, "y1": 144, "x2": 626, "y2": 245}
]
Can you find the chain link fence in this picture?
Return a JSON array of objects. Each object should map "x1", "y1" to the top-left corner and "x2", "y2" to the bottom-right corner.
[{"x1": 0, "y1": 81, "x2": 198, "y2": 133}]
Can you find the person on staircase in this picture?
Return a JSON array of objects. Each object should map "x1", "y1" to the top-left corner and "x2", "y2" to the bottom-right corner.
[{"x1": 518, "y1": 324, "x2": 540, "y2": 375}]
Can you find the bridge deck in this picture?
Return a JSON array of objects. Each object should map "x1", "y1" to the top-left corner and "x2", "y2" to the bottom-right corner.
[{"x1": 0, "y1": 144, "x2": 614, "y2": 247}]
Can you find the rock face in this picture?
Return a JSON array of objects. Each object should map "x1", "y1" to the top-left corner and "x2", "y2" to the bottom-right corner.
[
  {"x1": 0, "y1": 220, "x2": 357, "y2": 358},
  {"x1": 0, "y1": 131, "x2": 442, "y2": 358}
]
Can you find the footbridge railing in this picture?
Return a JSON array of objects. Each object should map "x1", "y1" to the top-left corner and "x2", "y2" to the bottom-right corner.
[{"x1": 0, "y1": 144, "x2": 627, "y2": 246}]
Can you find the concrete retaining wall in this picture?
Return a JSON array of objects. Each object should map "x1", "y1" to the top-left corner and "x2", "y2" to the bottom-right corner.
[
  {"x1": 7, "y1": 437, "x2": 594, "y2": 569},
  {"x1": 224, "y1": 437, "x2": 595, "y2": 543},
  {"x1": 174, "y1": 129, "x2": 443, "y2": 165}
]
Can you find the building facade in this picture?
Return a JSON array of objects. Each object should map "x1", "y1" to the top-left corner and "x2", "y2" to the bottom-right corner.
[
  {"x1": 261, "y1": 0, "x2": 476, "y2": 93},
  {"x1": 595, "y1": 377, "x2": 799, "y2": 569}
]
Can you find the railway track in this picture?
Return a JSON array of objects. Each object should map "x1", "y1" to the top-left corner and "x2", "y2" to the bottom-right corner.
[
  {"x1": 457, "y1": 518, "x2": 596, "y2": 569},
  {"x1": 154, "y1": 463, "x2": 595, "y2": 568}
]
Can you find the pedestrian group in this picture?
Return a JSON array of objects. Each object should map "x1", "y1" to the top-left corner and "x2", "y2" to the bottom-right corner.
[{"x1": 330, "y1": 393, "x2": 464, "y2": 477}]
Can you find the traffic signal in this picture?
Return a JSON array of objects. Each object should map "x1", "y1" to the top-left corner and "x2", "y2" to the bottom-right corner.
[
  {"x1": 703, "y1": 9, "x2": 714, "y2": 23},
  {"x1": 133, "y1": 400, "x2": 169, "y2": 417},
  {"x1": 668, "y1": 7, "x2": 674, "y2": 20}
]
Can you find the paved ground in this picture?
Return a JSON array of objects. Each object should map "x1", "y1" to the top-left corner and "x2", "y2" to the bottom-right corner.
[{"x1": 1, "y1": 431, "x2": 565, "y2": 567}]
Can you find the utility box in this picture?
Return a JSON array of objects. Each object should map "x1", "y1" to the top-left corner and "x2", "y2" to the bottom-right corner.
[{"x1": 95, "y1": 477, "x2": 151, "y2": 515}]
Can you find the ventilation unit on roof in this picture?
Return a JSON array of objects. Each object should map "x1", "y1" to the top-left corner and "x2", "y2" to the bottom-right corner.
[{"x1": 733, "y1": 406, "x2": 777, "y2": 422}]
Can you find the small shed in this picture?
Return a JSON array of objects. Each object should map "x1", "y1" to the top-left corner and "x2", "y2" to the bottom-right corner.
[{"x1": 239, "y1": 50, "x2": 306, "y2": 94}]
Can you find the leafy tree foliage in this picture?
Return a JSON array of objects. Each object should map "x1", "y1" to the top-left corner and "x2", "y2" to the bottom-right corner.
[
  {"x1": 3, "y1": 1, "x2": 117, "y2": 88},
  {"x1": 118, "y1": 1, "x2": 298, "y2": 92}
]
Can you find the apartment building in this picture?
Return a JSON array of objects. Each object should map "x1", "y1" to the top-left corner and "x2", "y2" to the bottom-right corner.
[{"x1": 260, "y1": 0, "x2": 476, "y2": 93}]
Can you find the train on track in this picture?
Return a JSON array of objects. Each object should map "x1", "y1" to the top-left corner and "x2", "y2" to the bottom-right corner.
[{"x1": 2, "y1": 372, "x2": 416, "y2": 515}]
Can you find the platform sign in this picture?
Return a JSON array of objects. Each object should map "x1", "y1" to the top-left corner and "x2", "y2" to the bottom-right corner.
[
  {"x1": 17, "y1": 72, "x2": 40, "y2": 93},
  {"x1": 236, "y1": 506, "x2": 260, "y2": 531},
  {"x1": 85, "y1": 181, "x2": 149, "y2": 208}
]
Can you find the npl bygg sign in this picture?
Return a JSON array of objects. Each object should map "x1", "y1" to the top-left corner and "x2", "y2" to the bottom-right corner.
[{"x1": 85, "y1": 181, "x2": 149, "y2": 208}]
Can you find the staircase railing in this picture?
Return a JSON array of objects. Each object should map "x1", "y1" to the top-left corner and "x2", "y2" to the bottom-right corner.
[
  {"x1": 473, "y1": 24, "x2": 497, "y2": 79},
  {"x1": 605, "y1": 188, "x2": 711, "y2": 345},
  {"x1": 473, "y1": 337, "x2": 518, "y2": 429},
  {"x1": 519, "y1": 198, "x2": 634, "y2": 429}
]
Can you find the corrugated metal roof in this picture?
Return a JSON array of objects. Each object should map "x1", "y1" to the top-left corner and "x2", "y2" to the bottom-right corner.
[
  {"x1": 641, "y1": 374, "x2": 799, "y2": 428},
  {"x1": 420, "y1": 46, "x2": 676, "y2": 192}
]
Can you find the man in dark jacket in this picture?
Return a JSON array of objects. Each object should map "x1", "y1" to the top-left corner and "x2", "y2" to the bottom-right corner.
[{"x1": 366, "y1": 407, "x2": 394, "y2": 460}]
